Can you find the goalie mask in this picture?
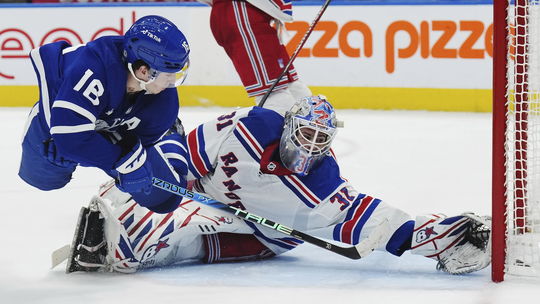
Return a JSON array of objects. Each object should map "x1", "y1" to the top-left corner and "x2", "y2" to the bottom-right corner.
[
  {"x1": 124, "y1": 15, "x2": 190, "y2": 89},
  {"x1": 279, "y1": 95, "x2": 342, "y2": 176}
]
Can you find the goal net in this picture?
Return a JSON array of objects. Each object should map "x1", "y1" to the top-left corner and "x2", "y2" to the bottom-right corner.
[{"x1": 493, "y1": 0, "x2": 540, "y2": 282}]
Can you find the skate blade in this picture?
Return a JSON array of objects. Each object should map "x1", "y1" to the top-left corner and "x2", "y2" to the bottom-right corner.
[{"x1": 51, "y1": 244, "x2": 71, "y2": 269}]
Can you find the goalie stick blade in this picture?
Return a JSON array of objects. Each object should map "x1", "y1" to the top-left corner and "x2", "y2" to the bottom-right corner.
[
  {"x1": 66, "y1": 206, "x2": 90, "y2": 274},
  {"x1": 51, "y1": 244, "x2": 71, "y2": 269}
]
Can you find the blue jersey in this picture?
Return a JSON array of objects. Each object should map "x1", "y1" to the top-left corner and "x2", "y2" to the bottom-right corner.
[{"x1": 28, "y1": 36, "x2": 179, "y2": 172}]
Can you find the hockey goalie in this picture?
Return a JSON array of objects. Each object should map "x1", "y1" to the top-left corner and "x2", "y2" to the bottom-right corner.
[{"x1": 61, "y1": 96, "x2": 491, "y2": 275}]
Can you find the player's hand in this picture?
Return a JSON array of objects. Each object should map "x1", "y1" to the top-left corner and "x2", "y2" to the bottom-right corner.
[
  {"x1": 114, "y1": 140, "x2": 153, "y2": 194},
  {"x1": 43, "y1": 138, "x2": 77, "y2": 168}
]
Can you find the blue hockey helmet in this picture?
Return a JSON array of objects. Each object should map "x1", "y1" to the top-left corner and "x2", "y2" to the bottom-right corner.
[
  {"x1": 124, "y1": 15, "x2": 190, "y2": 88},
  {"x1": 279, "y1": 95, "x2": 343, "y2": 176}
]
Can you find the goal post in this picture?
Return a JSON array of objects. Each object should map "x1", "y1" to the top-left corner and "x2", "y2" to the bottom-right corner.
[
  {"x1": 492, "y1": 0, "x2": 508, "y2": 284},
  {"x1": 492, "y1": 0, "x2": 540, "y2": 282}
]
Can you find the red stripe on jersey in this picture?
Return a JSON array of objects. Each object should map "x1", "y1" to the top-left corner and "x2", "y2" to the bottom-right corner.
[
  {"x1": 234, "y1": 1, "x2": 268, "y2": 86},
  {"x1": 137, "y1": 212, "x2": 174, "y2": 252},
  {"x1": 287, "y1": 175, "x2": 321, "y2": 205},
  {"x1": 237, "y1": 122, "x2": 263, "y2": 155},
  {"x1": 187, "y1": 129, "x2": 209, "y2": 176},
  {"x1": 341, "y1": 196, "x2": 374, "y2": 243},
  {"x1": 282, "y1": 239, "x2": 300, "y2": 246},
  {"x1": 246, "y1": 82, "x2": 289, "y2": 97},
  {"x1": 128, "y1": 210, "x2": 154, "y2": 236}
]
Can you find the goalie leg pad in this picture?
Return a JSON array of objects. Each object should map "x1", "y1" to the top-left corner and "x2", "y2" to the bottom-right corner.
[
  {"x1": 96, "y1": 186, "x2": 254, "y2": 273},
  {"x1": 410, "y1": 213, "x2": 491, "y2": 274}
]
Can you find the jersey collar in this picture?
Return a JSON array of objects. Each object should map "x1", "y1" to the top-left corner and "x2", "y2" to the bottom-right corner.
[{"x1": 260, "y1": 141, "x2": 294, "y2": 176}]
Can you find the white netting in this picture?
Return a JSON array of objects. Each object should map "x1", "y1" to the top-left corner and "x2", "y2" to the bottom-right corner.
[{"x1": 505, "y1": 0, "x2": 540, "y2": 277}]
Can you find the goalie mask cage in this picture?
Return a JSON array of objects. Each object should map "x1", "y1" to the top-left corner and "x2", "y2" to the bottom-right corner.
[{"x1": 493, "y1": 0, "x2": 540, "y2": 282}]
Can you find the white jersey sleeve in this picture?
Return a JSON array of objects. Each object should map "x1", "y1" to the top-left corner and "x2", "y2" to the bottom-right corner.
[
  {"x1": 304, "y1": 183, "x2": 413, "y2": 255},
  {"x1": 185, "y1": 107, "x2": 415, "y2": 257},
  {"x1": 185, "y1": 107, "x2": 253, "y2": 180}
]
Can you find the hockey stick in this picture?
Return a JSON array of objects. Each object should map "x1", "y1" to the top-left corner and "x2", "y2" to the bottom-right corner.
[
  {"x1": 257, "y1": 0, "x2": 332, "y2": 108},
  {"x1": 152, "y1": 177, "x2": 389, "y2": 260}
]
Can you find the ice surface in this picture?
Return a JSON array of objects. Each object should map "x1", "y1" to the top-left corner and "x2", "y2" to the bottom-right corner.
[{"x1": 1, "y1": 107, "x2": 538, "y2": 303}]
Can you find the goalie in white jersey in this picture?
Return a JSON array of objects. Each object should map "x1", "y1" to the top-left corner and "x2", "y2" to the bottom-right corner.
[{"x1": 63, "y1": 96, "x2": 491, "y2": 275}]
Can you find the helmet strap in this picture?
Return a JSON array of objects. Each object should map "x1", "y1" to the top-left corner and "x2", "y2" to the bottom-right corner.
[{"x1": 127, "y1": 63, "x2": 153, "y2": 92}]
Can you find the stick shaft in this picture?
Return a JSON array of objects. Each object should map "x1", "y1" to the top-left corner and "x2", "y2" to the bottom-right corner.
[
  {"x1": 152, "y1": 177, "x2": 367, "y2": 259},
  {"x1": 257, "y1": 0, "x2": 332, "y2": 108}
]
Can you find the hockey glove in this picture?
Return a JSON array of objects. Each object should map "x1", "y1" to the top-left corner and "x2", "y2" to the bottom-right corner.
[
  {"x1": 114, "y1": 140, "x2": 153, "y2": 194},
  {"x1": 43, "y1": 138, "x2": 77, "y2": 168},
  {"x1": 410, "y1": 213, "x2": 491, "y2": 274}
]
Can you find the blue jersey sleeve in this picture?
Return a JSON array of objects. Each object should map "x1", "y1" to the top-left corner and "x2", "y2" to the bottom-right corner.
[
  {"x1": 49, "y1": 47, "x2": 122, "y2": 171},
  {"x1": 131, "y1": 88, "x2": 180, "y2": 146}
]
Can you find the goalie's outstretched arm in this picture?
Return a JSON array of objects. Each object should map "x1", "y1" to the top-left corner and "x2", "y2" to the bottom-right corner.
[{"x1": 152, "y1": 177, "x2": 388, "y2": 260}]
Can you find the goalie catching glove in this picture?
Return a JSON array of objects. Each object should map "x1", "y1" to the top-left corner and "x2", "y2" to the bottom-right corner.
[{"x1": 410, "y1": 213, "x2": 491, "y2": 274}]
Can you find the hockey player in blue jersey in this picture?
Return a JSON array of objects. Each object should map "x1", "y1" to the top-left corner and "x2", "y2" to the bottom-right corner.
[
  {"x1": 60, "y1": 96, "x2": 491, "y2": 275},
  {"x1": 18, "y1": 16, "x2": 191, "y2": 213}
]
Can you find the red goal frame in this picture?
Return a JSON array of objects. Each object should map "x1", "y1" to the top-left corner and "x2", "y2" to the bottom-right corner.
[{"x1": 492, "y1": 0, "x2": 531, "y2": 283}]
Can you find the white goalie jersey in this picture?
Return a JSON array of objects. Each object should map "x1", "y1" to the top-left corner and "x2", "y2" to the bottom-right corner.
[
  {"x1": 95, "y1": 107, "x2": 414, "y2": 272},
  {"x1": 184, "y1": 107, "x2": 412, "y2": 255},
  {"x1": 77, "y1": 106, "x2": 490, "y2": 275}
]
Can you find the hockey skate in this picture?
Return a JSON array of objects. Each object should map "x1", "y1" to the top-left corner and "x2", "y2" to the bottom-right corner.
[{"x1": 66, "y1": 198, "x2": 108, "y2": 273}]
